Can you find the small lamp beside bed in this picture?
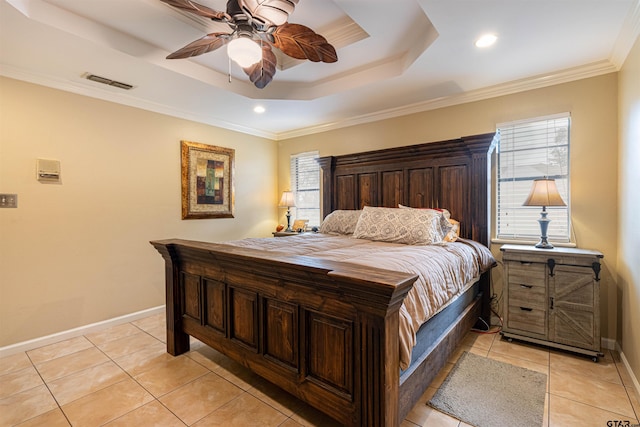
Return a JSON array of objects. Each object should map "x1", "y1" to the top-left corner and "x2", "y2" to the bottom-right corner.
[
  {"x1": 523, "y1": 178, "x2": 566, "y2": 249},
  {"x1": 278, "y1": 191, "x2": 296, "y2": 232}
]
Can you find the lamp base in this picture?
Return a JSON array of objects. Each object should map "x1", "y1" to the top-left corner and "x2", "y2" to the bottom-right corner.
[
  {"x1": 284, "y1": 209, "x2": 293, "y2": 232},
  {"x1": 535, "y1": 208, "x2": 554, "y2": 249},
  {"x1": 534, "y1": 239, "x2": 554, "y2": 249}
]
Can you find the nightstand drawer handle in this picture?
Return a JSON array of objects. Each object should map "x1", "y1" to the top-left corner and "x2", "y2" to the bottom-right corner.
[
  {"x1": 520, "y1": 284, "x2": 533, "y2": 289},
  {"x1": 519, "y1": 307, "x2": 533, "y2": 312},
  {"x1": 520, "y1": 261, "x2": 532, "y2": 265}
]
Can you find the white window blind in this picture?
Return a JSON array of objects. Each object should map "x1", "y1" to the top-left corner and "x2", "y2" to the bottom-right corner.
[
  {"x1": 290, "y1": 151, "x2": 320, "y2": 227},
  {"x1": 497, "y1": 114, "x2": 571, "y2": 241}
]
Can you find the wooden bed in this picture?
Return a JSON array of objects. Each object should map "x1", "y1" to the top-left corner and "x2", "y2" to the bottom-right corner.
[{"x1": 151, "y1": 132, "x2": 498, "y2": 426}]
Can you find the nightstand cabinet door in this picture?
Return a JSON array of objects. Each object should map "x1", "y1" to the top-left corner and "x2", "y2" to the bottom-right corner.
[
  {"x1": 549, "y1": 264, "x2": 600, "y2": 351},
  {"x1": 505, "y1": 261, "x2": 547, "y2": 338}
]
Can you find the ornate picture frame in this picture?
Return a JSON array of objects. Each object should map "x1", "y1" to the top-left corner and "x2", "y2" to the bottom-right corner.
[{"x1": 181, "y1": 140, "x2": 235, "y2": 219}]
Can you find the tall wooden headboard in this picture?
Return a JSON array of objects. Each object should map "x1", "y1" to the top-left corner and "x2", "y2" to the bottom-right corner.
[{"x1": 318, "y1": 132, "x2": 499, "y2": 247}]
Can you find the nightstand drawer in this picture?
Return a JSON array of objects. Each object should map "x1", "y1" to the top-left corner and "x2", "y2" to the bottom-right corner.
[
  {"x1": 507, "y1": 305, "x2": 546, "y2": 336},
  {"x1": 508, "y1": 283, "x2": 546, "y2": 309},
  {"x1": 506, "y1": 261, "x2": 546, "y2": 288}
]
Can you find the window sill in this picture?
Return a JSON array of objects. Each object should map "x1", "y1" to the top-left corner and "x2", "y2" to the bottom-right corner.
[{"x1": 491, "y1": 238, "x2": 576, "y2": 248}]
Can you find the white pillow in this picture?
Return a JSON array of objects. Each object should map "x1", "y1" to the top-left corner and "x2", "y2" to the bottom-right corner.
[
  {"x1": 319, "y1": 210, "x2": 362, "y2": 235},
  {"x1": 353, "y1": 206, "x2": 451, "y2": 245},
  {"x1": 398, "y1": 204, "x2": 455, "y2": 240}
]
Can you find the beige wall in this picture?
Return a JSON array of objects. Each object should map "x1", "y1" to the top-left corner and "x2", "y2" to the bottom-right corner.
[
  {"x1": 0, "y1": 77, "x2": 278, "y2": 347},
  {"x1": 618, "y1": 35, "x2": 640, "y2": 383},
  {"x1": 279, "y1": 74, "x2": 620, "y2": 350}
]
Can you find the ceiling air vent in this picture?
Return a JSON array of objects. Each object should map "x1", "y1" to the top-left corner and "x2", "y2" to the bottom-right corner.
[{"x1": 84, "y1": 73, "x2": 134, "y2": 90}]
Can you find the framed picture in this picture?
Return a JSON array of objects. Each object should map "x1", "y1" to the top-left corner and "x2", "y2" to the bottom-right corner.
[
  {"x1": 181, "y1": 140, "x2": 235, "y2": 219},
  {"x1": 292, "y1": 219, "x2": 309, "y2": 232}
]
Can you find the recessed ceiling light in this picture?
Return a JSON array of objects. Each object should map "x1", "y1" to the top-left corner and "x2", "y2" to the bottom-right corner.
[
  {"x1": 475, "y1": 34, "x2": 497, "y2": 48},
  {"x1": 253, "y1": 105, "x2": 266, "y2": 114}
]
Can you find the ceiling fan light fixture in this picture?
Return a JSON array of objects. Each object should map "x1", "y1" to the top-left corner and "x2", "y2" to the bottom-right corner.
[
  {"x1": 227, "y1": 37, "x2": 262, "y2": 68},
  {"x1": 475, "y1": 33, "x2": 497, "y2": 48}
]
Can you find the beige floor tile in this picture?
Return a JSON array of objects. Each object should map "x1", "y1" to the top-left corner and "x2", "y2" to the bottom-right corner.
[
  {"x1": 131, "y1": 313, "x2": 165, "y2": 331},
  {"x1": 461, "y1": 331, "x2": 496, "y2": 352},
  {"x1": 0, "y1": 384, "x2": 58, "y2": 426},
  {"x1": 550, "y1": 350, "x2": 621, "y2": 385},
  {"x1": 96, "y1": 330, "x2": 162, "y2": 359},
  {"x1": 192, "y1": 392, "x2": 288, "y2": 426},
  {"x1": 188, "y1": 347, "x2": 260, "y2": 391},
  {"x1": 15, "y1": 408, "x2": 70, "y2": 427},
  {"x1": 133, "y1": 354, "x2": 209, "y2": 397},
  {"x1": 47, "y1": 361, "x2": 128, "y2": 406},
  {"x1": 247, "y1": 377, "x2": 305, "y2": 417},
  {"x1": 142, "y1": 324, "x2": 167, "y2": 342},
  {"x1": 628, "y1": 385, "x2": 640, "y2": 419},
  {"x1": 279, "y1": 419, "x2": 306, "y2": 427},
  {"x1": 26, "y1": 336, "x2": 94, "y2": 365},
  {"x1": 491, "y1": 337, "x2": 550, "y2": 366},
  {"x1": 35, "y1": 346, "x2": 109, "y2": 383},
  {"x1": 0, "y1": 352, "x2": 32, "y2": 376},
  {"x1": 84, "y1": 322, "x2": 143, "y2": 347},
  {"x1": 113, "y1": 340, "x2": 174, "y2": 376},
  {"x1": 159, "y1": 372, "x2": 244, "y2": 425},
  {"x1": 284, "y1": 400, "x2": 338, "y2": 427},
  {"x1": 404, "y1": 404, "x2": 460, "y2": 427},
  {"x1": 103, "y1": 400, "x2": 184, "y2": 427},
  {"x1": 550, "y1": 369, "x2": 635, "y2": 418},
  {"x1": 0, "y1": 365, "x2": 44, "y2": 399},
  {"x1": 61, "y1": 378, "x2": 154, "y2": 426},
  {"x1": 549, "y1": 394, "x2": 639, "y2": 426}
]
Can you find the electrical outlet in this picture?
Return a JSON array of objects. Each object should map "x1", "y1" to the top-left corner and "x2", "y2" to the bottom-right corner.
[{"x1": 0, "y1": 194, "x2": 18, "y2": 208}]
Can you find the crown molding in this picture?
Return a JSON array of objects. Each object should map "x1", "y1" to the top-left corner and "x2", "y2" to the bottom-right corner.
[
  {"x1": 276, "y1": 60, "x2": 619, "y2": 140},
  {"x1": 611, "y1": 0, "x2": 640, "y2": 67}
]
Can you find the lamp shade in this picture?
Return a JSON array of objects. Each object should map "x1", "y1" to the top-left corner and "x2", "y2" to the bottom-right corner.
[
  {"x1": 523, "y1": 178, "x2": 566, "y2": 207},
  {"x1": 278, "y1": 191, "x2": 296, "y2": 208},
  {"x1": 227, "y1": 37, "x2": 262, "y2": 68}
]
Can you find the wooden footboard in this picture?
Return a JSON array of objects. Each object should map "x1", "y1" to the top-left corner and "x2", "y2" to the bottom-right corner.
[{"x1": 151, "y1": 239, "x2": 418, "y2": 427}]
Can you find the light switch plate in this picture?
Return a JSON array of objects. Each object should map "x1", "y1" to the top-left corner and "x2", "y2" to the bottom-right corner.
[{"x1": 0, "y1": 194, "x2": 17, "y2": 208}]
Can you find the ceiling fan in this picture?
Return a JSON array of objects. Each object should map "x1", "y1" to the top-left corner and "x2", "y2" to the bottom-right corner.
[{"x1": 160, "y1": 0, "x2": 338, "y2": 89}]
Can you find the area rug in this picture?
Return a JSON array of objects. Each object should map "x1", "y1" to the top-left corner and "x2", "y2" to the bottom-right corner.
[{"x1": 428, "y1": 351, "x2": 547, "y2": 427}]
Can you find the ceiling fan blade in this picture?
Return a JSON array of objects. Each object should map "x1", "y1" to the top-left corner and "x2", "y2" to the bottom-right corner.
[
  {"x1": 272, "y1": 23, "x2": 337, "y2": 63},
  {"x1": 167, "y1": 33, "x2": 230, "y2": 59},
  {"x1": 243, "y1": 43, "x2": 277, "y2": 89},
  {"x1": 238, "y1": 0, "x2": 298, "y2": 27},
  {"x1": 159, "y1": 0, "x2": 229, "y2": 21}
]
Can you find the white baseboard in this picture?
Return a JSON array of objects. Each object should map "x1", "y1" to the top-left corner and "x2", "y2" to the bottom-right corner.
[
  {"x1": 602, "y1": 337, "x2": 617, "y2": 350},
  {"x1": 0, "y1": 306, "x2": 165, "y2": 359},
  {"x1": 616, "y1": 342, "x2": 640, "y2": 401}
]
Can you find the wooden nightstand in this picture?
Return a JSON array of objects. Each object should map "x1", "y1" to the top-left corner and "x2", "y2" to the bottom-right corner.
[
  {"x1": 272, "y1": 231, "x2": 305, "y2": 237},
  {"x1": 500, "y1": 244, "x2": 604, "y2": 361}
]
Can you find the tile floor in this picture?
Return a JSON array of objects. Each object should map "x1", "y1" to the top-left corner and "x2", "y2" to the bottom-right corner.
[{"x1": 1, "y1": 313, "x2": 639, "y2": 426}]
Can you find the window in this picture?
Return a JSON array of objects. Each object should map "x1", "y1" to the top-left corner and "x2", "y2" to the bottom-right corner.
[
  {"x1": 497, "y1": 113, "x2": 570, "y2": 242},
  {"x1": 290, "y1": 151, "x2": 320, "y2": 227}
]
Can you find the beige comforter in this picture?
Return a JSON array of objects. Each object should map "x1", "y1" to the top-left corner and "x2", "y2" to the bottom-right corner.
[{"x1": 223, "y1": 233, "x2": 495, "y2": 369}]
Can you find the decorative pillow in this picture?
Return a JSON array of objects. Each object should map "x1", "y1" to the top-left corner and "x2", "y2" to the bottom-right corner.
[
  {"x1": 353, "y1": 206, "x2": 451, "y2": 245},
  {"x1": 398, "y1": 204, "x2": 454, "y2": 239},
  {"x1": 444, "y1": 219, "x2": 460, "y2": 242},
  {"x1": 319, "y1": 210, "x2": 362, "y2": 235}
]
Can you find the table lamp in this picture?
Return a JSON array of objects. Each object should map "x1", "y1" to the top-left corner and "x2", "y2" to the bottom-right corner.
[
  {"x1": 278, "y1": 191, "x2": 296, "y2": 232},
  {"x1": 522, "y1": 178, "x2": 566, "y2": 249}
]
